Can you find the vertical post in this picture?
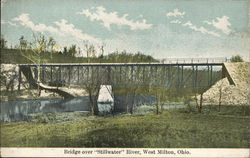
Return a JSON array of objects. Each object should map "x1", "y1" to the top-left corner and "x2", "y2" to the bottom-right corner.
[
  {"x1": 68, "y1": 66, "x2": 71, "y2": 86},
  {"x1": 136, "y1": 66, "x2": 139, "y2": 85},
  {"x1": 119, "y1": 66, "x2": 122, "y2": 83},
  {"x1": 195, "y1": 65, "x2": 198, "y2": 88},
  {"x1": 34, "y1": 65, "x2": 38, "y2": 82},
  {"x1": 115, "y1": 66, "x2": 119, "y2": 85},
  {"x1": 27, "y1": 66, "x2": 31, "y2": 88},
  {"x1": 177, "y1": 65, "x2": 180, "y2": 88},
  {"x1": 155, "y1": 66, "x2": 158, "y2": 86},
  {"x1": 131, "y1": 65, "x2": 134, "y2": 85},
  {"x1": 41, "y1": 65, "x2": 45, "y2": 83},
  {"x1": 164, "y1": 66, "x2": 167, "y2": 86},
  {"x1": 150, "y1": 66, "x2": 153, "y2": 86},
  {"x1": 34, "y1": 66, "x2": 38, "y2": 82},
  {"x1": 18, "y1": 66, "x2": 22, "y2": 91},
  {"x1": 59, "y1": 65, "x2": 62, "y2": 82},
  {"x1": 168, "y1": 66, "x2": 171, "y2": 87},
  {"x1": 142, "y1": 66, "x2": 145, "y2": 86},
  {"x1": 101, "y1": 66, "x2": 104, "y2": 84},
  {"x1": 77, "y1": 65, "x2": 80, "y2": 84},
  {"x1": 91, "y1": 66, "x2": 94, "y2": 84},
  {"x1": 210, "y1": 66, "x2": 213, "y2": 86},
  {"x1": 107, "y1": 66, "x2": 111, "y2": 84},
  {"x1": 86, "y1": 66, "x2": 89, "y2": 83},
  {"x1": 97, "y1": 66, "x2": 100, "y2": 85},
  {"x1": 207, "y1": 65, "x2": 210, "y2": 87},
  {"x1": 192, "y1": 65, "x2": 195, "y2": 88},
  {"x1": 50, "y1": 66, "x2": 53, "y2": 83},
  {"x1": 181, "y1": 65, "x2": 184, "y2": 88},
  {"x1": 111, "y1": 66, "x2": 114, "y2": 85}
]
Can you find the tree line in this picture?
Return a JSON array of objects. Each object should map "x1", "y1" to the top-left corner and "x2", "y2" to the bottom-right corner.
[{"x1": 1, "y1": 34, "x2": 157, "y2": 63}]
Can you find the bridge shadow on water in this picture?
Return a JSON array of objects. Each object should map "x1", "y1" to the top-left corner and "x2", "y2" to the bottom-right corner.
[{"x1": 1, "y1": 95, "x2": 160, "y2": 122}]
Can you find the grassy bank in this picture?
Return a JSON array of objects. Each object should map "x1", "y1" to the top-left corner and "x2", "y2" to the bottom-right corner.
[{"x1": 1, "y1": 105, "x2": 249, "y2": 148}]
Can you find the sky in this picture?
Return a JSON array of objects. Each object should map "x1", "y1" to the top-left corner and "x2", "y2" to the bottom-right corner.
[{"x1": 1, "y1": 0, "x2": 250, "y2": 61}]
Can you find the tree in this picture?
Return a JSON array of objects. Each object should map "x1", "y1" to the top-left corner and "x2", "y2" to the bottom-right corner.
[
  {"x1": 68, "y1": 44, "x2": 77, "y2": 57},
  {"x1": 129, "y1": 86, "x2": 138, "y2": 114},
  {"x1": 89, "y1": 45, "x2": 96, "y2": 58},
  {"x1": 0, "y1": 35, "x2": 7, "y2": 49},
  {"x1": 19, "y1": 35, "x2": 27, "y2": 50},
  {"x1": 19, "y1": 33, "x2": 49, "y2": 95},
  {"x1": 63, "y1": 46, "x2": 68, "y2": 55},
  {"x1": 47, "y1": 37, "x2": 56, "y2": 58},
  {"x1": 155, "y1": 89, "x2": 161, "y2": 115},
  {"x1": 230, "y1": 55, "x2": 243, "y2": 62},
  {"x1": 81, "y1": 67, "x2": 102, "y2": 115},
  {"x1": 100, "y1": 45, "x2": 104, "y2": 56},
  {"x1": 152, "y1": 87, "x2": 169, "y2": 115},
  {"x1": 194, "y1": 88, "x2": 207, "y2": 113},
  {"x1": 183, "y1": 90, "x2": 193, "y2": 112}
]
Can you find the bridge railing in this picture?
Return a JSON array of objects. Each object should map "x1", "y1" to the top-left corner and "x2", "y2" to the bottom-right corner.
[{"x1": 159, "y1": 57, "x2": 228, "y2": 64}]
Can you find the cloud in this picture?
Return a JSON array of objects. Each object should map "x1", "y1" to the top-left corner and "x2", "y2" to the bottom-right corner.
[
  {"x1": 54, "y1": 19, "x2": 100, "y2": 43},
  {"x1": 12, "y1": 13, "x2": 100, "y2": 44},
  {"x1": 13, "y1": 14, "x2": 59, "y2": 33},
  {"x1": 166, "y1": 9, "x2": 222, "y2": 37},
  {"x1": 1, "y1": 19, "x2": 17, "y2": 26},
  {"x1": 183, "y1": 21, "x2": 220, "y2": 37},
  {"x1": 204, "y1": 16, "x2": 233, "y2": 35},
  {"x1": 170, "y1": 20, "x2": 182, "y2": 24},
  {"x1": 166, "y1": 9, "x2": 185, "y2": 18},
  {"x1": 77, "y1": 6, "x2": 152, "y2": 30}
]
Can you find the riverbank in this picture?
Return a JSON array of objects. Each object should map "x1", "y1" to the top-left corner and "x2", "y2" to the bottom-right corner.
[
  {"x1": 0, "y1": 64, "x2": 88, "y2": 101},
  {"x1": 201, "y1": 62, "x2": 250, "y2": 105},
  {"x1": 1, "y1": 105, "x2": 249, "y2": 148}
]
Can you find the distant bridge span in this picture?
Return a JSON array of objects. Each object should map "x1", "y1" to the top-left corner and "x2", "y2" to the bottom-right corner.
[{"x1": 18, "y1": 58, "x2": 227, "y2": 89}]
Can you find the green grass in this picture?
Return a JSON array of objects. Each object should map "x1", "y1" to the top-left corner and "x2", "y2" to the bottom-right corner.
[{"x1": 1, "y1": 105, "x2": 250, "y2": 148}]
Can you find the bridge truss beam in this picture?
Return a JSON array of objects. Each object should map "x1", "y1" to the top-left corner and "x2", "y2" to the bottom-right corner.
[{"x1": 18, "y1": 63, "x2": 223, "y2": 89}]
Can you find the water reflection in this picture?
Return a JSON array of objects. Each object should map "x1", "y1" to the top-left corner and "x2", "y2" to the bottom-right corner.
[
  {"x1": 1, "y1": 95, "x2": 164, "y2": 122},
  {"x1": 0, "y1": 97, "x2": 90, "y2": 122},
  {"x1": 114, "y1": 95, "x2": 157, "y2": 112}
]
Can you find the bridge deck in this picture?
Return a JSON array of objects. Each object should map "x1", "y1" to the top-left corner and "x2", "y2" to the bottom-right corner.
[
  {"x1": 18, "y1": 62, "x2": 224, "y2": 66},
  {"x1": 18, "y1": 59, "x2": 226, "y2": 89}
]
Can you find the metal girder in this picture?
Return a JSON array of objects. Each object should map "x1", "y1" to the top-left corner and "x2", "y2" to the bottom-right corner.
[{"x1": 18, "y1": 63, "x2": 223, "y2": 89}]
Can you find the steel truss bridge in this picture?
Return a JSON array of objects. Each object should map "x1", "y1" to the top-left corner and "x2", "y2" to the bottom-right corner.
[{"x1": 17, "y1": 58, "x2": 226, "y2": 89}]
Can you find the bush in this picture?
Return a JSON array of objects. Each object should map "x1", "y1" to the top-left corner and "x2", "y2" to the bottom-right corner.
[{"x1": 230, "y1": 55, "x2": 243, "y2": 62}]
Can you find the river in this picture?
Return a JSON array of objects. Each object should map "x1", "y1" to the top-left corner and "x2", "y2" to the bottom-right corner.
[{"x1": 0, "y1": 95, "x2": 190, "y2": 122}]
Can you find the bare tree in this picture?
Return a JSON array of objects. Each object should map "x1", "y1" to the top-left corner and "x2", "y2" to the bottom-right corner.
[
  {"x1": 129, "y1": 86, "x2": 138, "y2": 114},
  {"x1": 19, "y1": 36, "x2": 27, "y2": 50},
  {"x1": 194, "y1": 88, "x2": 206, "y2": 113},
  {"x1": 19, "y1": 33, "x2": 49, "y2": 95},
  {"x1": 82, "y1": 67, "x2": 102, "y2": 115},
  {"x1": 1, "y1": 35, "x2": 8, "y2": 49},
  {"x1": 218, "y1": 81, "x2": 223, "y2": 111},
  {"x1": 48, "y1": 37, "x2": 56, "y2": 58}
]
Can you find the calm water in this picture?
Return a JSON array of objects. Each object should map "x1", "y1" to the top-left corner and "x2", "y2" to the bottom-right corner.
[
  {"x1": 0, "y1": 95, "x2": 157, "y2": 122},
  {"x1": 0, "y1": 95, "x2": 190, "y2": 122},
  {"x1": 0, "y1": 97, "x2": 90, "y2": 122}
]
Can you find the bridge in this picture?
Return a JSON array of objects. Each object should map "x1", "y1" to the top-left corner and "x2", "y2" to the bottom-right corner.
[{"x1": 17, "y1": 58, "x2": 227, "y2": 91}]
